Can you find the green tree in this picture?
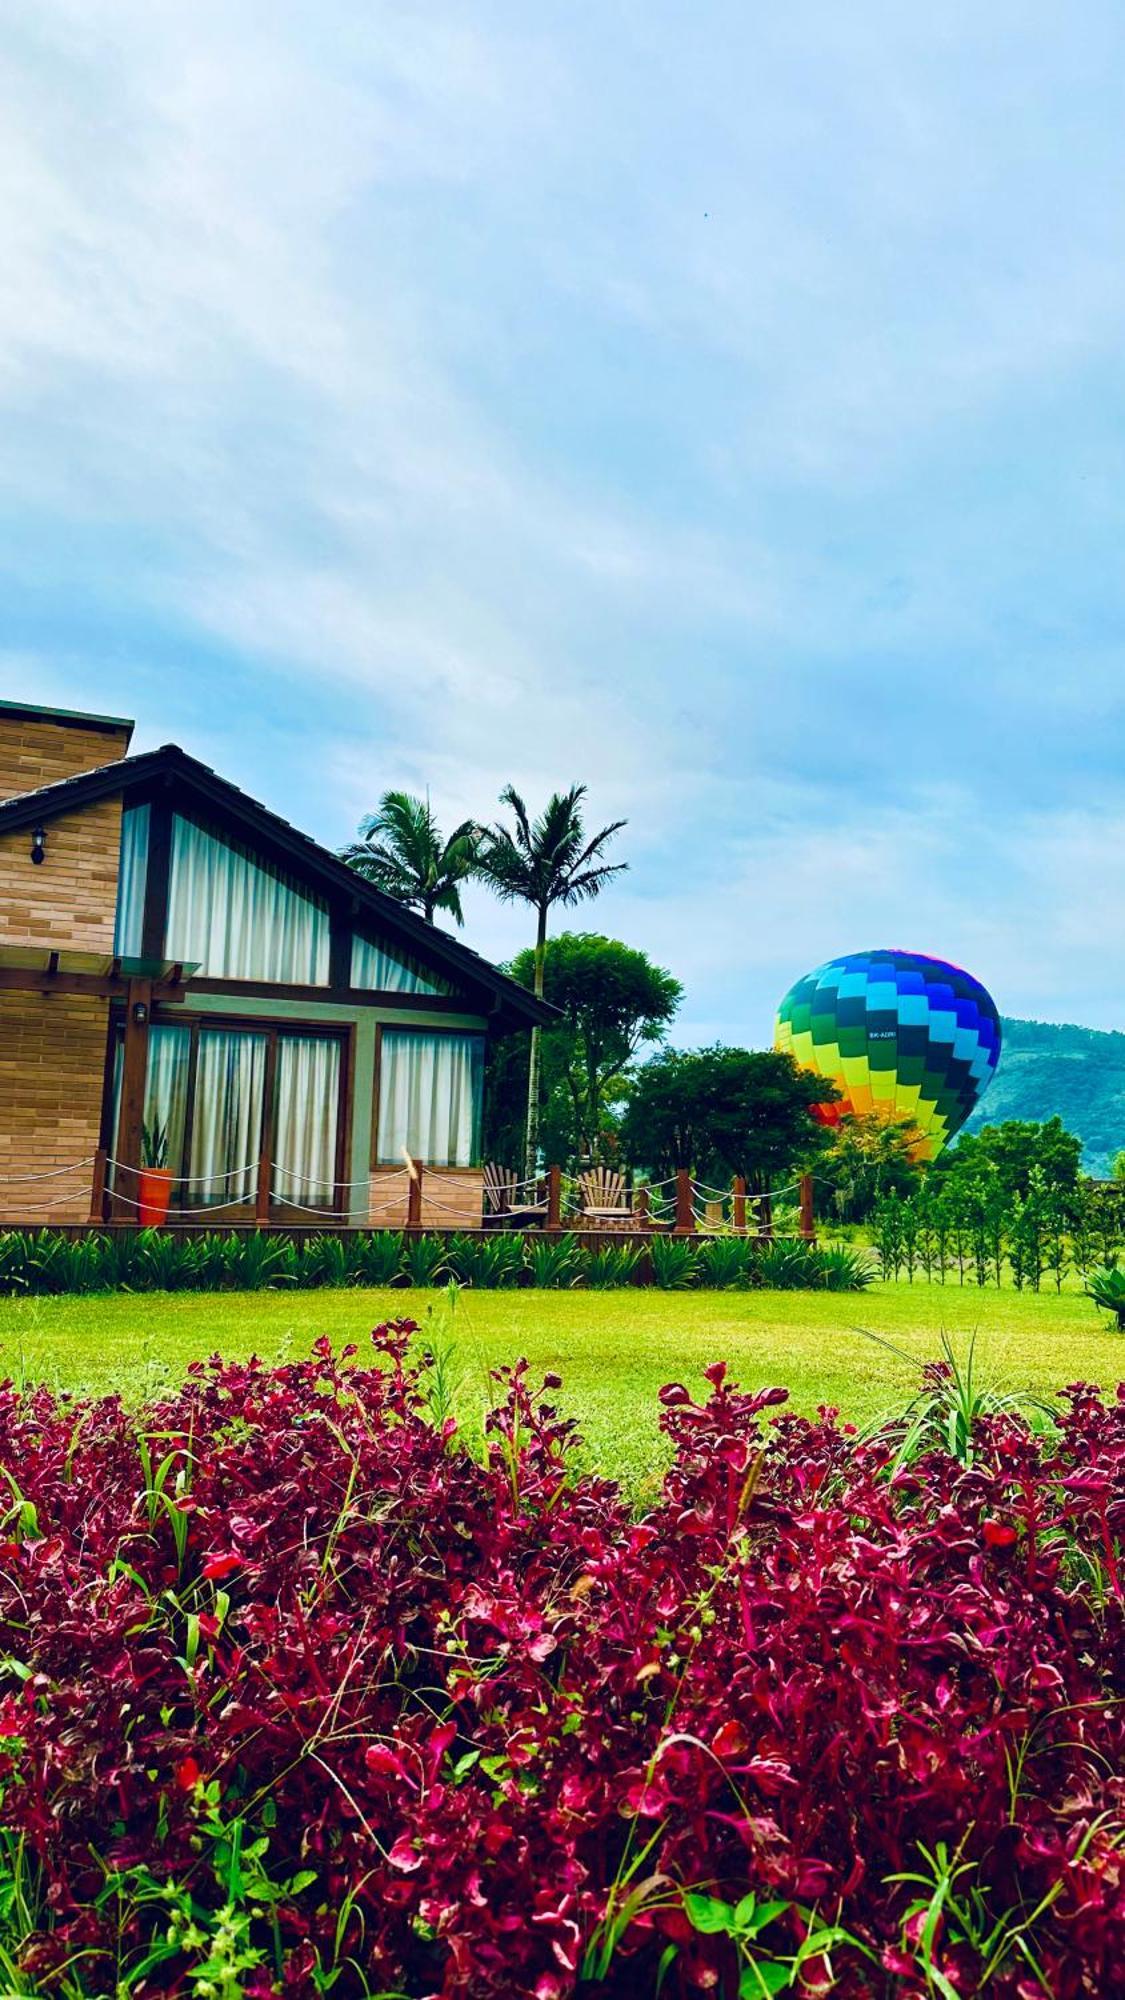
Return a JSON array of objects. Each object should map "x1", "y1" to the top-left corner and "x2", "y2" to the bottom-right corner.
[
  {"x1": 478, "y1": 787, "x2": 627, "y2": 1174},
  {"x1": 821, "y1": 1112, "x2": 924, "y2": 1223},
  {"x1": 937, "y1": 1117, "x2": 1082, "y2": 1203},
  {"x1": 620, "y1": 1045, "x2": 834, "y2": 1188},
  {"x1": 501, "y1": 933, "x2": 681, "y2": 1163},
  {"x1": 340, "y1": 791, "x2": 480, "y2": 925}
]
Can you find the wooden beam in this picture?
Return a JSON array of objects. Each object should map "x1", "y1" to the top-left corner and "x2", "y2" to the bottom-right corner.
[
  {"x1": 113, "y1": 978, "x2": 152, "y2": 1221},
  {"x1": 0, "y1": 968, "x2": 187, "y2": 1002}
]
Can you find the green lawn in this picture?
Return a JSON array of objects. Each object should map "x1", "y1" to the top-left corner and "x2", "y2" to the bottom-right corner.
[{"x1": 2, "y1": 1280, "x2": 1121, "y2": 1491}]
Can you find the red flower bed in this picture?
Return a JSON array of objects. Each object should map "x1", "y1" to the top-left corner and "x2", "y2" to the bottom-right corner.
[{"x1": 1, "y1": 1327, "x2": 1124, "y2": 1997}]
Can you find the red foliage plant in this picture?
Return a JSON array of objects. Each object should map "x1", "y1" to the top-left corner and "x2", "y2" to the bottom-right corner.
[{"x1": 1, "y1": 1327, "x2": 1124, "y2": 1997}]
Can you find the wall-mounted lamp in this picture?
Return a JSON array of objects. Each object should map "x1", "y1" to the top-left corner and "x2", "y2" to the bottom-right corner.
[
  {"x1": 30, "y1": 826, "x2": 46, "y2": 866},
  {"x1": 131, "y1": 1000, "x2": 149, "y2": 1027}
]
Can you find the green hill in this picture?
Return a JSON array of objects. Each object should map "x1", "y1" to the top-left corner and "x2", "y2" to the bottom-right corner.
[{"x1": 961, "y1": 1017, "x2": 1125, "y2": 1176}]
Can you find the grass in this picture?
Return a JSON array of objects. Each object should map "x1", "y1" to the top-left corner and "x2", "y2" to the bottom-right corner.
[{"x1": 2, "y1": 1280, "x2": 1121, "y2": 1492}]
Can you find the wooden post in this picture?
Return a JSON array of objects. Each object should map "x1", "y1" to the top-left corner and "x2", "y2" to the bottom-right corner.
[
  {"x1": 732, "y1": 1175, "x2": 746, "y2": 1233},
  {"x1": 759, "y1": 1192, "x2": 773, "y2": 1242},
  {"x1": 799, "y1": 1173, "x2": 815, "y2": 1242},
  {"x1": 634, "y1": 1184, "x2": 651, "y2": 1228},
  {"x1": 114, "y1": 977, "x2": 152, "y2": 1221},
  {"x1": 255, "y1": 1153, "x2": 271, "y2": 1226},
  {"x1": 407, "y1": 1160, "x2": 423, "y2": 1229},
  {"x1": 546, "y1": 1163, "x2": 562, "y2": 1231},
  {"x1": 675, "y1": 1168, "x2": 695, "y2": 1234},
  {"x1": 88, "y1": 1148, "x2": 107, "y2": 1225}
]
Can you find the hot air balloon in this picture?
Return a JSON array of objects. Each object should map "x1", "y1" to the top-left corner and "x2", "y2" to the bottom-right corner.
[{"x1": 774, "y1": 950, "x2": 1001, "y2": 1160}]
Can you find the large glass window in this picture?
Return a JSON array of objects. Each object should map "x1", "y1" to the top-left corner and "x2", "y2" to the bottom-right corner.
[
  {"x1": 166, "y1": 817, "x2": 330, "y2": 983},
  {"x1": 351, "y1": 932, "x2": 449, "y2": 996},
  {"x1": 108, "y1": 1020, "x2": 344, "y2": 1212},
  {"x1": 376, "y1": 1030, "x2": 483, "y2": 1167},
  {"x1": 109, "y1": 1022, "x2": 191, "y2": 1197},
  {"x1": 272, "y1": 1034, "x2": 341, "y2": 1209},
  {"x1": 189, "y1": 1029, "x2": 268, "y2": 1204},
  {"x1": 113, "y1": 803, "x2": 150, "y2": 957}
]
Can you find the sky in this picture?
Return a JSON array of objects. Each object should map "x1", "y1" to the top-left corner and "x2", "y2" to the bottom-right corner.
[{"x1": 3, "y1": 1, "x2": 1125, "y2": 1043}]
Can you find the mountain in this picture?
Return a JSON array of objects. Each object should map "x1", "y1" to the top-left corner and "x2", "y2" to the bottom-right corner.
[{"x1": 960, "y1": 1017, "x2": 1125, "y2": 1176}]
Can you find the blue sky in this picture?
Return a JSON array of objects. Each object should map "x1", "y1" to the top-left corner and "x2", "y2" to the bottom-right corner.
[{"x1": 5, "y1": 1, "x2": 1125, "y2": 1041}]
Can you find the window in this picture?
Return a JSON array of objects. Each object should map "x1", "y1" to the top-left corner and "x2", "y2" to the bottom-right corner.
[
  {"x1": 376, "y1": 1030, "x2": 483, "y2": 1167},
  {"x1": 166, "y1": 816, "x2": 330, "y2": 983},
  {"x1": 109, "y1": 1019, "x2": 345, "y2": 1213},
  {"x1": 351, "y1": 932, "x2": 450, "y2": 996},
  {"x1": 190, "y1": 1029, "x2": 268, "y2": 1203},
  {"x1": 273, "y1": 1034, "x2": 341, "y2": 1209},
  {"x1": 114, "y1": 803, "x2": 150, "y2": 957}
]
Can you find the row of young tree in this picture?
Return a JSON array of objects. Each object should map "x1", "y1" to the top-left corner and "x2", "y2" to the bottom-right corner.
[{"x1": 874, "y1": 1174, "x2": 1125, "y2": 1289}]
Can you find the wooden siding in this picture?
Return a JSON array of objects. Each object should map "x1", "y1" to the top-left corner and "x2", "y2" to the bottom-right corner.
[
  {"x1": 0, "y1": 991, "x2": 106, "y2": 1223},
  {"x1": 0, "y1": 712, "x2": 130, "y2": 803}
]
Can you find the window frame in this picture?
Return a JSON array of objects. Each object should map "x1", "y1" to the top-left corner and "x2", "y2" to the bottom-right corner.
[
  {"x1": 104, "y1": 1007, "x2": 354, "y2": 1221},
  {"x1": 371, "y1": 1021, "x2": 485, "y2": 1171}
]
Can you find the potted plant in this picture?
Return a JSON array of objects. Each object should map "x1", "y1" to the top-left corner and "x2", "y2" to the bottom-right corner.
[{"x1": 138, "y1": 1120, "x2": 175, "y2": 1228}]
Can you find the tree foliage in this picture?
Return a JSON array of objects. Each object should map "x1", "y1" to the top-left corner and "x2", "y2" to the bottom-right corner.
[
  {"x1": 936, "y1": 1116, "x2": 1082, "y2": 1202},
  {"x1": 484, "y1": 934, "x2": 680, "y2": 1167},
  {"x1": 620, "y1": 1045, "x2": 835, "y2": 1187},
  {"x1": 476, "y1": 787, "x2": 628, "y2": 1173},
  {"x1": 339, "y1": 791, "x2": 480, "y2": 925},
  {"x1": 820, "y1": 1112, "x2": 924, "y2": 1223}
]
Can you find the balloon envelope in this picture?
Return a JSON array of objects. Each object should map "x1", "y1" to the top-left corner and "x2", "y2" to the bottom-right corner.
[{"x1": 774, "y1": 949, "x2": 1001, "y2": 1159}]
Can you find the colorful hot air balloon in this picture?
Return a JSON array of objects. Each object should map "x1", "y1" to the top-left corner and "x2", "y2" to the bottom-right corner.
[{"x1": 774, "y1": 950, "x2": 1001, "y2": 1160}]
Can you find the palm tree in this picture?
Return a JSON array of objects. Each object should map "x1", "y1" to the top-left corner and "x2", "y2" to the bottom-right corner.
[
  {"x1": 339, "y1": 791, "x2": 481, "y2": 926},
  {"x1": 478, "y1": 785, "x2": 627, "y2": 1175}
]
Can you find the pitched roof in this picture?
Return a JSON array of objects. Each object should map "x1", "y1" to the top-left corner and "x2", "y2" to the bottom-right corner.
[{"x1": 0, "y1": 742, "x2": 551, "y2": 1027}]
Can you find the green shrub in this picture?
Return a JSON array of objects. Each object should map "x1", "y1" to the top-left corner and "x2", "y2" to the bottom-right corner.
[
  {"x1": 401, "y1": 1234, "x2": 448, "y2": 1287},
  {"x1": 225, "y1": 1234, "x2": 298, "y2": 1291},
  {"x1": 352, "y1": 1231, "x2": 404, "y2": 1286},
  {"x1": 294, "y1": 1235, "x2": 352, "y2": 1288},
  {"x1": 650, "y1": 1235, "x2": 699, "y2": 1289},
  {"x1": 697, "y1": 1236, "x2": 754, "y2": 1289},
  {"x1": 128, "y1": 1230, "x2": 204, "y2": 1293},
  {"x1": 444, "y1": 1234, "x2": 525, "y2": 1288},
  {"x1": 582, "y1": 1244, "x2": 643, "y2": 1289},
  {"x1": 525, "y1": 1233, "x2": 580, "y2": 1289},
  {"x1": 1086, "y1": 1263, "x2": 1125, "y2": 1328}
]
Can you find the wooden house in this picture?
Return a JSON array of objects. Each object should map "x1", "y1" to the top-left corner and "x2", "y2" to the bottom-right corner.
[{"x1": 0, "y1": 700, "x2": 548, "y2": 1228}]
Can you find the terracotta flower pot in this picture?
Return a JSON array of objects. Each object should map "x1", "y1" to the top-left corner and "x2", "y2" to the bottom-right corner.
[{"x1": 137, "y1": 1168, "x2": 175, "y2": 1228}]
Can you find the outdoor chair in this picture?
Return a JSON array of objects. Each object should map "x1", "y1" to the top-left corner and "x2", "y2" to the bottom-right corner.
[
  {"x1": 483, "y1": 1162, "x2": 548, "y2": 1228},
  {"x1": 576, "y1": 1166, "x2": 634, "y2": 1228}
]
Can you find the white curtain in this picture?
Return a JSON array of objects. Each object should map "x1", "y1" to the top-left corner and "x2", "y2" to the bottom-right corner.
[
  {"x1": 351, "y1": 932, "x2": 445, "y2": 995},
  {"x1": 108, "y1": 1023, "x2": 190, "y2": 1190},
  {"x1": 189, "y1": 1029, "x2": 267, "y2": 1203},
  {"x1": 274, "y1": 1035, "x2": 341, "y2": 1208},
  {"x1": 114, "y1": 803, "x2": 150, "y2": 957},
  {"x1": 167, "y1": 816, "x2": 329, "y2": 983},
  {"x1": 377, "y1": 1031, "x2": 483, "y2": 1167}
]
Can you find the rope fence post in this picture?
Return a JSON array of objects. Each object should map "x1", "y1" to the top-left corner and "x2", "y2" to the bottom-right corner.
[
  {"x1": 732, "y1": 1175, "x2": 746, "y2": 1234},
  {"x1": 799, "y1": 1173, "x2": 815, "y2": 1242},
  {"x1": 256, "y1": 1152, "x2": 272, "y2": 1227},
  {"x1": 634, "y1": 1184, "x2": 650, "y2": 1228},
  {"x1": 546, "y1": 1163, "x2": 562, "y2": 1231},
  {"x1": 759, "y1": 1190, "x2": 773, "y2": 1242},
  {"x1": 88, "y1": 1149, "x2": 107, "y2": 1225},
  {"x1": 675, "y1": 1169, "x2": 695, "y2": 1234},
  {"x1": 407, "y1": 1159, "x2": 423, "y2": 1230}
]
